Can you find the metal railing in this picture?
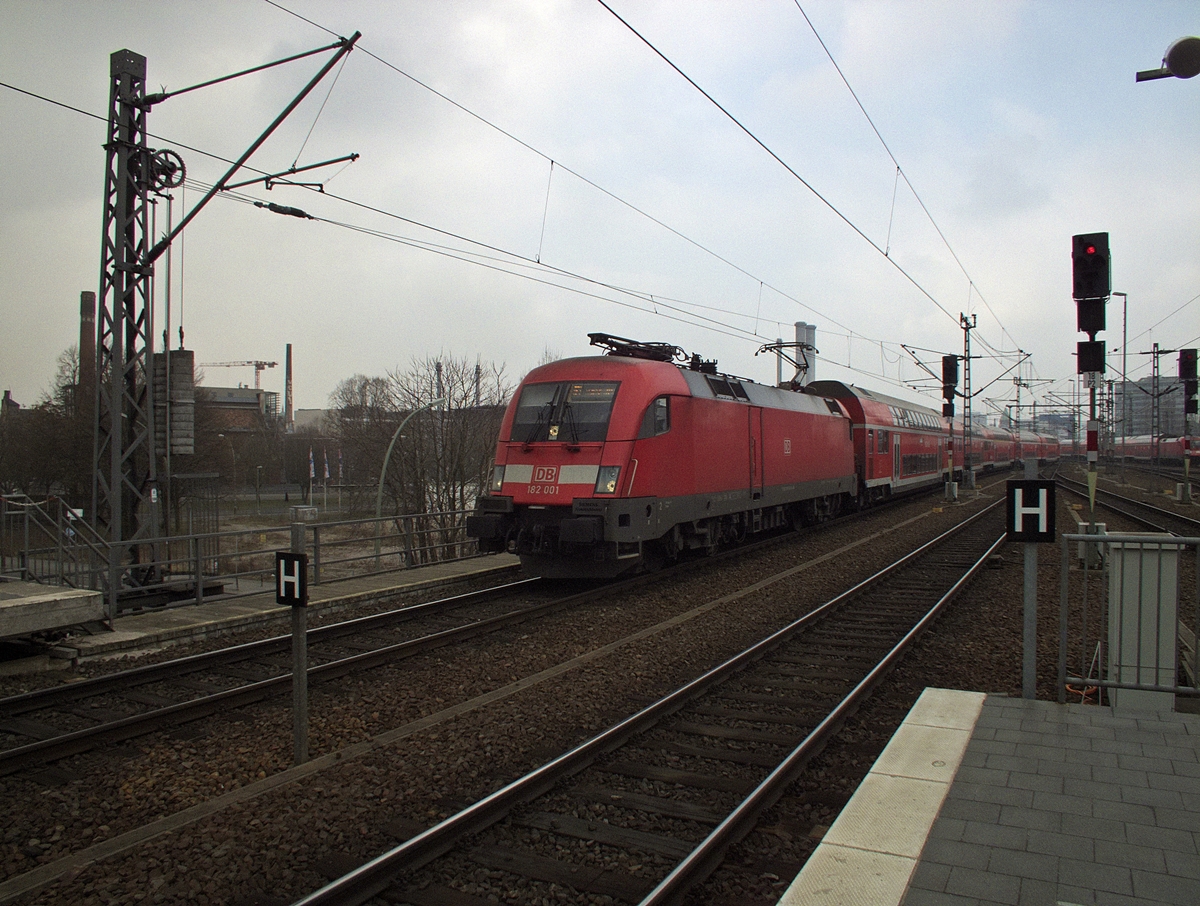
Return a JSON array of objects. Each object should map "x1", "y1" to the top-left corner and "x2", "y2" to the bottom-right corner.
[
  {"x1": 1, "y1": 495, "x2": 481, "y2": 617},
  {"x1": 1058, "y1": 531, "x2": 1199, "y2": 708}
]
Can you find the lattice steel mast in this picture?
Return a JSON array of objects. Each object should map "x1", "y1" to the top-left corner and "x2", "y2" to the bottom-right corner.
[{"x1": 92, "y1": 36, "x2": 359, "y2": 613}]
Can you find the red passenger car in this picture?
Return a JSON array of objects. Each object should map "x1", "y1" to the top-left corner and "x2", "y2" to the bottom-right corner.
[{"x1": 805, "y1": 381, "x2": 950, "y2": 504}]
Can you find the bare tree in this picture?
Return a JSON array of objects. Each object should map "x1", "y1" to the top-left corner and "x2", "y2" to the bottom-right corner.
[{"x1": 328, "y1": 355, "x2": 512, "y2": 560}]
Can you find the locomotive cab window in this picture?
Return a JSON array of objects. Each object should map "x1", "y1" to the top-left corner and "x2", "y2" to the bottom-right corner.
[
  {"x1": 638, "y1": 396, "x2": 671, "y2": 438},
  {"x1": 510, "y1": 381, "x2": 619, "y2": 443}
]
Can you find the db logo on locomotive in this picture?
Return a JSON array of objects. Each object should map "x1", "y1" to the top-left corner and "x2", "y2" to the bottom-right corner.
[{"x1": 532, "y1": 466, "x2": 559, "y2": 483}]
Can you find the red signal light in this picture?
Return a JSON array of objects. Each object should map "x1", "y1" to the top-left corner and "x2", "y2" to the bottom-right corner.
[{"x1": 1085, "y1": 244, "x2": 1096, "y2": 255}]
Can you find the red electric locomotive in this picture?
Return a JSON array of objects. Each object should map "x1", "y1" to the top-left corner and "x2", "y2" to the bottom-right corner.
[{"x1": 468, "y1": 334, "x2": 858, "y2": 577}]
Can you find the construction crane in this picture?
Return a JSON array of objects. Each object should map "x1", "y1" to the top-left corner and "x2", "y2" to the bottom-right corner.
[{"x1": 201, "y1": 360, "x2": 278, "y2": 389}]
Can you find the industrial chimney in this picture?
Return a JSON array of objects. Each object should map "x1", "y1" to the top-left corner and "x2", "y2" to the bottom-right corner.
[{"x1": 285, "y1": 343, "x2": 294, "y2": 433}]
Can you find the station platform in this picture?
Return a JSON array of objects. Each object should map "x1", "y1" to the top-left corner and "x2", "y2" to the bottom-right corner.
[
  {"x1": 781, "y1": 689, "x2": 1200, "y2": 906},
  {"x1": 0, "y1": 579, "x2": 104, "y2": 642},
  {"x1": 47, "y1": 554, "x2": 522, "y2": 663}
]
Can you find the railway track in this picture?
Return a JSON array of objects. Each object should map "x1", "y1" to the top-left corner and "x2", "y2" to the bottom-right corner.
[
  {"x1": 0, "y1": 480, "x2": 976, "y2": 779},
  {"x1": 293, "y1": 499, "x2": 1008, "y2": 906},
  {"x1": 0, "y1": 579, "x2": 569, "y2": 775},
  {"x1": 1057, "y1": 474, "x2": 1200, "y2": 536}
]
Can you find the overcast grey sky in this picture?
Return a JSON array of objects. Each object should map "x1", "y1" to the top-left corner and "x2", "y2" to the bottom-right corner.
[{"x1": 2, "y1": 1, "x2": 1198, "y2": 417}]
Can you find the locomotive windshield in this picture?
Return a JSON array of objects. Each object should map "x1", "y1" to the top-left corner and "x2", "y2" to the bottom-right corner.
[{"x1": 510, "y1": 381, "x2": 619, "y2": 443}]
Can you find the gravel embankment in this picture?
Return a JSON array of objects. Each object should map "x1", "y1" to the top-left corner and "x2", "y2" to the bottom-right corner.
[{"x1": 1, "y1": 474, "x2": 1174, "y2": 905}]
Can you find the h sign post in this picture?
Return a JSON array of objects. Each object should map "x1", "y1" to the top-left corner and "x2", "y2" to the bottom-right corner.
[
  {"x1": 1008, "y1": 471, "x2": 1056, "y2": 700},
  {"x1": 276, "y1": 543, "x2": 310, "y2": 764},
  {"x1": 1006, "y1": 480, "x2": 1056, "y2": 543}
]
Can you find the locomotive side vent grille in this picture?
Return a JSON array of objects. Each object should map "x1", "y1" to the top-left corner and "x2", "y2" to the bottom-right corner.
[{"x1": 705, "y1": 376, "x2": 749, "y2": 400}]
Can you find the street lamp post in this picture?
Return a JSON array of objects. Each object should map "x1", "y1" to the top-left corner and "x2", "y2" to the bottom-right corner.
[
  {"x1": 374, "y1": 397, "x2": 447, "y2": 567},
  {"x1": 1136, "y1": 36, "x2": 1200, "y2": 81},
  {"x1": 218, "y1": 433, "x2": 237, "y2": 515},
  {"x1": 1112, "y1": 291, "x2": 1128, "y2": 482}
]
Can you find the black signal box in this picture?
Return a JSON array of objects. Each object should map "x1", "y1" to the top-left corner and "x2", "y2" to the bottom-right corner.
[
  {"x1": 1077, "y1": 340, "x2": 1105, "y2": 374},
  {"x1": 1072, "y1": 232, "x2": 1110, "y2": 301}
]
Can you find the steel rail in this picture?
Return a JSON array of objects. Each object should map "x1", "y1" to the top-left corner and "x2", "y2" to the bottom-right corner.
[
  {"x1": 0, "y1": 579, "x2": 541, "y2": 715},
  {"x1": 1057, "y1": 475, "x2": 1200, "y2": 536},
  {"x1": 1, "y1": 580, "x2": 596, "y2": 775},
  {"x1": 291, "y1": 499, "x2": 1005, "y2": 906},
  {"x1": 638, "y1": 502, "x2": 1006, "y2": 905}
]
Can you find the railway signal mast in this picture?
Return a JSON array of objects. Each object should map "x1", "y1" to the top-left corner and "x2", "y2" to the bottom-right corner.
[{"x1": 1072, "y1": 232, "x2": 1110, "y2": 512}]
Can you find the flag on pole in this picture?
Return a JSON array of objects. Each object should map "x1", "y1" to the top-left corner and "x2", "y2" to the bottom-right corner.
[
  {"x1": 309, "y1": 447, "x2": 314, "y2": 480},
  {"x1": 324, "y1": 449, "x2": 330, "y2": 481},
  {"x1": 338, "y1": 448, "x2": 343, "y2": 482}
]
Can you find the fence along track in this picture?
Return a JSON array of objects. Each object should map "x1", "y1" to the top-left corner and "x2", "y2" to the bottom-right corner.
[{"x1": 294, "y1": 500, "x2": 1007, "y2": 906}]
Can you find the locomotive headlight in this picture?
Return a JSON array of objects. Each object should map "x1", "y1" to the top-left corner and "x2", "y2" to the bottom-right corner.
[
  {"x1": 594, "y1": 465, "x2": 620, "y2": 495},
  {"x1": 490, "y1": 465, "x2": 505, "y2": 493}
]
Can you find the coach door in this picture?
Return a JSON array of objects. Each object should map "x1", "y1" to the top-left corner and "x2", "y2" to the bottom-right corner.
[
  {"x1": 894, "y1": 432, "x2": 902, "y2": 481},
  {"x1": 749, "y1": 407, "x2": 764, "y2": 500}
]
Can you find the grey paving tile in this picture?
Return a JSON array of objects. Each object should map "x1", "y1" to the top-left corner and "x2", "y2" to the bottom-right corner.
[
  {"x1": 998, "y1": 804, "x2": 1062, "y2": 833},
  {"x1": 983, "y1": 754, "x2": 1042, "y2": 775},
  {"x1": 1095, "y1": 838, "x2": 1169, "y2": 873},
  {"x1": 1031, "y1": 790, "x2": 1095, "y2": 817},
  {"x1": 1008, "y1": 770, "x2": 1063, "y2": 794},
  {"x1": 1063, "y1": 776, "x2": 1123, "y2": 803},
  {"x1": 1059, "y1": 856, "x2": 1133, "y2": 895},
  {"x1": 1091, "y1": 798, "x2": 1156, "y2": 825},
  {"x1": 952, "y1": 780, "x2": 1034, "y2": 808},
  {"x1": 909, "y1": 858, "x2": 952, "y2": 892},
  {"x1": 1069, "y1": 723, "x2": 1118, "y2": 741},
  {"x1": 1131, "y1": 866, "x2": 1200, "y2": 903},
  {"x1": 1054, "y1": 883, "x2": 1095, "y2": 905},
  {"x1": 1061, "y1": 812, "x2": 1127, "y2": 843},
  {"x1": 955, "y1": 765, "x2": 1011, "y2": 786},
  {"x1": 941, "y1": 798, "x2": 1002, "y2": 823},
  {"x1": 986, "y1": 846, "x2": 1058, "y2": 882},
  {"x1": 1090, "y1": 765, "x2": 1151, "y2": 788},
  {"x1": 1013, "y1": 742, "x2": 1069, "y2": 762},
  {"x1": 1038, "y1": 759, "x2": 1095, "y2": 781},
  {"x1": 945, "y1": 865, "x2": 1020, "y2": 904},
  {"x1": 971, "y1": 738, "x2": 1019, "y2": 757},
  {"x1": 992, "y1": 729, "x2": 1030, "y2": 744},
  {"x1": 1119, "y1": 785, "x2": 1184, "y2": 810},
  {"x1": 1076, "y1": 713, "x2": 1142, "y2": 732},
  {"x1": 1015, "y1": 876, "x2": 1056, "y2": 906},
  {"x1": 976, "y1": 707, "x2": 1022, "y2": 728},
  {"x1": 960, "y1": 819, "x2": 1027, "y2": 852},
  {"x1": 1165, "y1": 848, "x2": 1200, "y2": 880},
  {"x1": 1125, "y1": 822, "x2": 1198, "y2": 855},
  {"x1": 1095, "y1": 891, "x2": 1180, "y2": 906},
  {"x1": 1115, "y1": 753, "x2": 1176, "y2": 774},
  {"x1": 960, "y1": 750, "x2": 989, "y2": 769},
  {"x1": 1071, "y1": 748, "x2": 1122, "y2": 768},
  {"x1": 1172, "y1": 759, "x2": 1200, "y2": 779},
  {"x1": 1026, "y1": 827, "x2": 1094, "y2": 861},
  {"x1": 921, "y1": 838, "x2": 991, "y2": 871},
  {"x1": 1148, "y1": 772, "x2": 1199, "y2": 793},
  {"x1": 901, "y1": 891, "x2": 981, "y2": 906},
  {"x1": 1091, "y1": 737, "x2": 1152, "y2": 758},
  {"x1": 1152, "y1": 805, "x2": 1200, "y2": 833},
  {"x1": 929, "y1": 816, "x2": 968, "y2": 841},
  {"x1": 1137, "y1": 744, "x2": 1195, "y2": 763}
]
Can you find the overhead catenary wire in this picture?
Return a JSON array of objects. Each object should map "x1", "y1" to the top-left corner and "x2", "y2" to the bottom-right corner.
[{"x1": 595, "y1": 0, "x2": 963, "y2": 331}]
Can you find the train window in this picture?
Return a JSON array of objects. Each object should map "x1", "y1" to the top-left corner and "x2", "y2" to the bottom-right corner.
[
  {"x1": 510, "y1": 381, "x2": 620, "y2": 443},
  {"x1": 878, "y1": 430, "x2": 889, "y2": 453},
  {"x1": 638, "y1": 396, "x2": 671, "y2": 438}
]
